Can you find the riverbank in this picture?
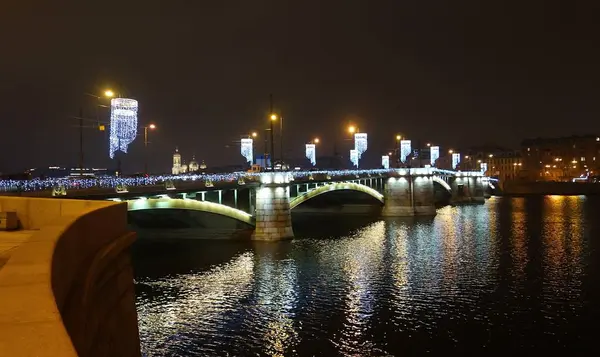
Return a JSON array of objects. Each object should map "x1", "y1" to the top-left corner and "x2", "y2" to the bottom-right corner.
[{"x1": 502, "y1": 181, "x2": 600, "y2": 196}]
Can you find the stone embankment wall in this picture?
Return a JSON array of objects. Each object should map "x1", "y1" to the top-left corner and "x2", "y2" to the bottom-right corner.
[{"x1": 0, "y1": 197, "x2": 140, "y2": 357}]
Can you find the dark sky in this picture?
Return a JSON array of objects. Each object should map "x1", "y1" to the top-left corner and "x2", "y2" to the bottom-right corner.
[{"x1": 1, "y1": 0, "x2": 599, "y2": 173}]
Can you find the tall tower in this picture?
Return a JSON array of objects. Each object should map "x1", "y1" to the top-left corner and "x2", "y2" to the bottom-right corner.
[{"x1": 172, "y1": 147, "x2": 182, "y2": 174}]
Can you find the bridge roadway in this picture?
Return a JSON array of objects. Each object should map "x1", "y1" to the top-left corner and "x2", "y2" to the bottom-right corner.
[{"x1": 1, "y1": 168, "x2": 489, "y2": 240}]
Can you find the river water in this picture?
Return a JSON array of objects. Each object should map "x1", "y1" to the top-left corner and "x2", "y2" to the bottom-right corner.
[{"x1": 133, "y1": 196, "x2": 600, "y2": 356}]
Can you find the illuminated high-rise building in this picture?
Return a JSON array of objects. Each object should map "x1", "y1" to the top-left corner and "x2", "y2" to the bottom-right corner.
[{"x1": 109, "y1": 98, "x2": 138, "y2": 159}]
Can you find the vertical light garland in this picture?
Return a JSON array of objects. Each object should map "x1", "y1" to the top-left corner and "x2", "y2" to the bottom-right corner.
[
  {"x1": 241, "y1": 138, "x2": 253, "y2": 164},
  {"x1": 381, "y1": 155, "x2": 390, "y2": 169},
  {"x1": 452, "y1": 153, "x2": 461, "y2": 170},
  {"x1": 354, "y1": 133, "x2": 368, "y2": 158},
  {"x1": 400, "y1": 140, "x2": 411, "y2": 163},
  {"x1": 109, "y1": 98, "x2": 138, "y2": 159},
  {"x1": 350, "y1": 149, "x2": 359, "y2": 168},
  {"x1": 305, "y1": 144, "x2": 316, "y2": 166},
  {"x1": 430, "y1": 146, "x2": 440, "y2": 166},
  {"x1": 480, "y1": 162, "x2": 488, "y2": 174}
]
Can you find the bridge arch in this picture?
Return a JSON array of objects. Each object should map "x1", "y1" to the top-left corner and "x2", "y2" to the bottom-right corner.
[
  {"x1": 289, "y1": 182, "x2": 384, "y2": 210},
  {"x1": 126, "y1": 198, "x2": 254, "y2": 226},
  {"x1": 432, "y1": 176, "x2": 452, "y2": 193}
]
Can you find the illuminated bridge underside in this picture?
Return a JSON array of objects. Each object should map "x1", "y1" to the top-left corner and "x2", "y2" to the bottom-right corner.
[
  {"x1": 289, "y1": 182, "x2": 384, "y2": 210},
  {"x1": 432, "y1": 176, "x2": 452, "y2": 192},
  {"x1": 127, "y1": 198, "x2": 254, "y2": 226}
]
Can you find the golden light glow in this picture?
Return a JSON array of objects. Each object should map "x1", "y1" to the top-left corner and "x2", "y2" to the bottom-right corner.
[
  {"x1": 426, "y1": 143, "x2": 431, "y2": 147},
  {"x1": 348, "y1": 125, "x2": 357, "y2": 134},
  {"x1": 396, "y1": 134, "x2": 401, "y2": 140},
  {"x1": 489, "y1": 154, "x2": 494, "y2": 158},
  {"x1": 388, "y1": 152, "x2": 393, "y2": 156},
  {"x1": 104, "y1": 89, "x2": 115, "y2": 97},
  {"x1": 149, "y1": 124, "x2": 156, "y2": 129},
  {"x1": 270, "y1": 114, "x2": 277, "y2": 121},
  {"x1": 251, "y1": 132, "x2": 258, "y2": 138},
  {"x1": 448, "y1": 149, "x2": 454, "y2": 154},
  {"x1": 314, "y1": 138, "x2": 320, "y2": 144}
]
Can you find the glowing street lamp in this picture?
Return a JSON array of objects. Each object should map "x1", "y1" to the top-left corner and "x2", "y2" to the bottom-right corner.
[
  {"x1": 251, "y1": 131, "x2": 258, "y2": 138},
  {"x1": 104, "y1": 89, "x2": 115, "y2": 98},
  {"x1": 449, "y1": 149, "x2": 454, "y2": 154},
  {"x1": 348, "y1": 125, "x2": 357, "y2": 134},
  {"x1": 144, "y1": 123, "x2": 157, "y2": 174},
  {"x1": 395, "y1": 134, "x2": 402, "y2": 162},
  {"x1": 313, "y1": 137, "x2": 320, "y2": 144}
]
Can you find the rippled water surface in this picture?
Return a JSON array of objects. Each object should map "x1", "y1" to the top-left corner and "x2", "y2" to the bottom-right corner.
[{"x1": 133, "y1": 196, "x2": 600, "y2": 356}]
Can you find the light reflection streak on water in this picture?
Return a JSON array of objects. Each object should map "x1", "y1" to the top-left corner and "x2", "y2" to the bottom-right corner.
[
  {"x1": 334, "y1": 221, "x2": 386, "y2": 356},
  {"x1": 542, "y1": 196, "x2": 585, "y2": 312},
  {"x1": 510, "y1": 198, "x2": 528, "y2": 284},
  {"x1": 250, "y1": 251, "x2": 299, "y2": 357},
  {"x1": 135, "y1": 196, "x2": 596, "y2": 355},
  {"x1": 136, "y1": 252, "x2": 255, "y2": 356}
]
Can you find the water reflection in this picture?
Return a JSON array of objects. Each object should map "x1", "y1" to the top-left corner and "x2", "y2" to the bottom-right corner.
[
  {"x1": 541, "y1": 196, "x2": 585, "y2": 325},
  {"x1": 136, "y1": 252, "x2": 255, "y2": 356},
  {"x1": 135, "y1": 197, "x2": 598, "y2": 356},
  {"x1": 250, "y1": 244, "x2": 299, "y2": 357}
]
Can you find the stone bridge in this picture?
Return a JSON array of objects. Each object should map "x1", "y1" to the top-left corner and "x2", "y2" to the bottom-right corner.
[
  {"x1": 3, "y1": 168, "x2": 490, "y2": 240},
  {"x1": 115, "y1": 168, "x2": 488, "y2": 240}
]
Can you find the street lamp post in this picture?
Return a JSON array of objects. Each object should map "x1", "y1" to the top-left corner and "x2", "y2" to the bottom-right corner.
[
  {"x1": 251, "y1": 131, "x2": 258, "y2": 166},
  {"x1": 269, "y1": 94, "x2": 276, "y2": 170},
  {"x1": 396, "y1": 134, "x2": 402, "y2": 167},
  {"x1": 270, "y1": 114, "x2": 277, "y2": 170},
  {"x1": 143, "y1": 124, "x2": 156, "y2": 175},
  {"x1": 78, "y1": 89, "x2": 115, "y2": 176}
]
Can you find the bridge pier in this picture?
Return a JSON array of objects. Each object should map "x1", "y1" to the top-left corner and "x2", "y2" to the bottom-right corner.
[
  {"x1": 449, "y1": 175, "x2": 485, "y2": 204},
  {"x1": 382, "y1": 170, "x2": 436, "y2": 217},
  {"x1": 252, "y1": 173, "x2": 295, "y2": 241}
]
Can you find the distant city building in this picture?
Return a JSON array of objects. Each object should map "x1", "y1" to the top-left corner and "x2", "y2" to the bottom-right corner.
[
  {"x1": 521, "y1": 135, "x2": 600, "y2": 181},
  {"x1": 188, "y1": 155, "x2": 199, "y2": 172},
  {"x1": 172, "y1": 148, "x2": 183, "y2": 174},
  {"x1": 172, "y1": 148, "x2": 203, "y2": 174},
  {"x1": 486, "y1": 151, "x2": 523, "y2": 182},
  {"x1": 255, "y1": 155, "x2": 271, "y2": 168}
]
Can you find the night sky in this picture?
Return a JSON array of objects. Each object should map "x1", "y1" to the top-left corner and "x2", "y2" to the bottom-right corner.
[{"x1": 1, "y1": 1, "x2": 598, "y2": 173}]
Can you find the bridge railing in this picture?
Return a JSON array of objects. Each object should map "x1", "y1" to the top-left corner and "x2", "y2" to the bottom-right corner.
[{"x1": 0, "y1": 168, "x2": 481, "y2": 193}]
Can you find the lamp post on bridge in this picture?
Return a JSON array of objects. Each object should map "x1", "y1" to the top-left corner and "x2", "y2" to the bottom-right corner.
[
  {"x1": 76, "y1": 89, "x2": 115, "y2": 176},
  {"x1": 395, "y1": 134, "x2": 402, "y2": 167},
  {"x1": 143, "y1": 124, "x2": 157, "y2": 175}
]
